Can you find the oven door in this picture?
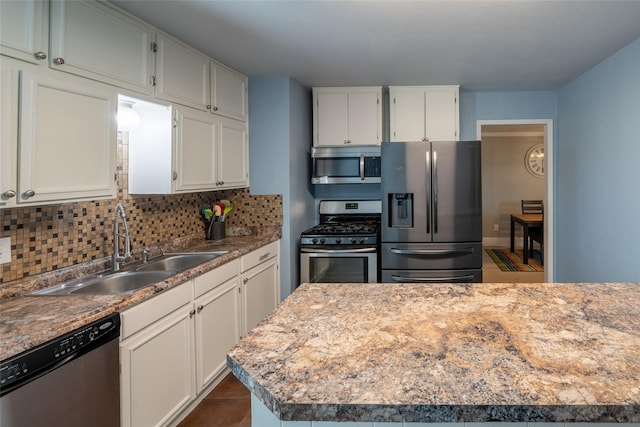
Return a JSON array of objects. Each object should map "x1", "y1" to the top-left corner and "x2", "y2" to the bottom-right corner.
[{"x1": 300, "y1": 247, "x2": 377, "y2": 284}]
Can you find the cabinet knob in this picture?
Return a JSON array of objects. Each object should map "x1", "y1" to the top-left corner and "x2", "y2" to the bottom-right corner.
[
  {"x1": 212, "y1": 106, "x2": 218, "y2": 111},
  {"x1": 189, "y1": 309, "x2": 196, "y2": 318},
  {"x1": 243, "y1": 278, "x2": 249, "y2": 284},
  {"x1": 2, "y1": 190, "x2": 16, "y2": 198},
  {"x1": 22, "y1": 190, "x2": 36, "y2": 198},
  {"x1": 34, "y1": 51, "x2": 47, "y2": 60},
  {"x1": 344, "y1": 140, "x2": 351, "y2": 144},
  {"x1": 172, "y1": 171, "x2": 178, "y2": 181},
  {"x1": 422, "y1": 137, "x2": 429, "y2": 142},
  {"x1": 53, "y1": 57, "x2": 65, "y2": 65},
  {"x1": 197, "y1": 305, "x2": 204, "y2": 313},
  {"x1": 206, "y1": 105, "x2": 211, "y2": 110}
]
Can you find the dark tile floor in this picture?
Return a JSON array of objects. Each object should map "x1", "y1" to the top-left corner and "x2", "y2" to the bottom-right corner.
[{"x1": 178, "y1": 373, "x2": 251, "y2": 427}]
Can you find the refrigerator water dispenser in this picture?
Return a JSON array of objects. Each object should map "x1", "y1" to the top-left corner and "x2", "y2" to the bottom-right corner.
[{"x1": 389, "y1": 193, "x2": 413, "y2": 228}]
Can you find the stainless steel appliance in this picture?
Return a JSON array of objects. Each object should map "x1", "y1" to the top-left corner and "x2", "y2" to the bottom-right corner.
[
  {"x1": 300, "y1": 200, "x2": 381, "y2": 283},
  {"x1": 0, "y1": 313, "x2": 121, "y2": 427},
  {"x1": 311, "y1": 145, "x2": 381, "y2": 184},
  {"x1": 381, "y1": 140, "x2": 483, "y2": 282}
]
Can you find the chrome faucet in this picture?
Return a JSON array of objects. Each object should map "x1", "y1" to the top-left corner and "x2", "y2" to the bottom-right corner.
[{"x1": 113, "y1": 203, "x2": 131, "y2": 271}]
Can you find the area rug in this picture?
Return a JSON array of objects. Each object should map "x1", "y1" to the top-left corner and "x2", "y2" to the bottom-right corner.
[{"x1": 485, "y1": 248, "x2": 544, "y2": 272}]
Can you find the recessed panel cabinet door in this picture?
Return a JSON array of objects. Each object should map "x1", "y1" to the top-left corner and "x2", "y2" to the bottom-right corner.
[
  {"x1": 49, "y1": 1, "x2": 154, "y2": 95},
  {"x1": 425, "y1": 86, "x2": 458, "y2": 141},
  {"x1": 174, "y1": 107, "x2": 217, "y2": 192},
  {"x1": 217, "y1": 116, "x2": 248, "y2": 189},
  {"x1": 0, "y1": 0, "x2": 48, "y2": 65},
  {"x1": 390, "y1": 88, "x2": 425, "y2": 142},
  {"x1": 347, "y1": 91, "x2": 380, "y2": 145},
  {"x1": 0, "y1": 63, "x2": 17, "y2": 207},
  {"x1": 18, "y1": 70, "x2": 117, "y2": 204},
  {"x1": 211, "y1": 63, "x2": 247, "y2": 121},
  {"x1": 315, "y1": 92, "x2": 349, "y2": 146}
]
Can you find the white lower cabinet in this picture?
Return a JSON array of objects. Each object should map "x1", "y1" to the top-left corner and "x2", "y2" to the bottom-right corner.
[
  {"x1": 241, "y1": 241, "x2": 280, "y2": 335},
  {"x1": 120, "y1": 258, "x2": 242, "y2": 427}
]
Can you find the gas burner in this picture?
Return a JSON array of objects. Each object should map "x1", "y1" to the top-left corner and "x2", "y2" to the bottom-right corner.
[{"x1": 305, "y1": 222, "x2": 378, "y2": 235}]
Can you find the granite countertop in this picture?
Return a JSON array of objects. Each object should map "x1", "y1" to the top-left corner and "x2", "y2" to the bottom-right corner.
[
  {"x1": 227, "y1": 282, "x2": 640, "y2": 423},
  {"x1": 0, "y1": 231, "x2": 280, "y2": 361}
]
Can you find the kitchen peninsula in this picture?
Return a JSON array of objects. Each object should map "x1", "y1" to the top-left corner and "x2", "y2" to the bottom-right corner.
[{"x1": 227, "y1": 282, "x2": 640, "y2": 425}]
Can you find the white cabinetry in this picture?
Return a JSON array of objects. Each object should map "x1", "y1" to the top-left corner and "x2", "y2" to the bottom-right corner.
[
  {"x1": 389, "y1": 85, "x2": 459, "y2": 142},
  {"x1": 120, "y1": 258, "x2": 242, "y2": 427},
  {"x1": 0, "y1": 0, "x2": 48, "y2": 65},
  {"x1": 313, "y1": 87, "x2": 382, "y2": 146},
  {"x1": 210, "y1": 62, "x2": 248, "y2": 121},
  {"x1": 154, "y1": 33, "x2": 210, "y2": 110},
  {"x1": 1, "y1": 59, "x2": 117, "y2": 207},
  {"x1": 127, "y1": 99, "x2": 248, "y2": 194},
  {"x1": 241, "y1": 241, "x2": 280, "y2": 334},
  {"x1": 48, "y1": 1, "x2": 155, "y2": 95}
]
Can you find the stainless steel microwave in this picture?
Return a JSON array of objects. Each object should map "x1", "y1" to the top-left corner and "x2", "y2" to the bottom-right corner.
[{"x1": 311, "y1": 145, "x2": 381, "y2": 184}]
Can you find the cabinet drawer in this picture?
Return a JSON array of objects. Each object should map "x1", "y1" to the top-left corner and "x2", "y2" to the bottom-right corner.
[
  {"x1": 193, "y1": 258, "x2": 240, "y2": 298},
  {"x1": 241, "y1": 241, "x2": 278, "y2": 272},
  {"x1": 120, "y1": 282, "x2": 192, "y2": 339}
]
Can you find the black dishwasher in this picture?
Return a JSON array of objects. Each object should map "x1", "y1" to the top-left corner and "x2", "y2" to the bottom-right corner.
[{"x1": 0, "y1": 312, "x2": 121, "y2": 427}]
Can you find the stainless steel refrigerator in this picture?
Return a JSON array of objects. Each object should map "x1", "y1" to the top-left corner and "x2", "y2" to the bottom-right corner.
[{"x1": 381, "y1": 140, "x2": 482, "y2": 282}]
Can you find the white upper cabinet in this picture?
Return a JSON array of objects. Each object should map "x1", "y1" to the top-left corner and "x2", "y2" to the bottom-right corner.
[
  {"x1": 18, "y1": 64, "x2": 117, "y2": 205},
  {"x1": 313, "y1": 86, "x2": 382, "y2": 146},
  {"x1": 389, "y1": 85, "x2": 459, "y2": 142},
  {"x1": 154, "y1": 33, "x2": 210, "y2": 110},
  {"x1": 217, "y1": 116, "x2": 248, "y2": 189},
  {"x1": 0, "y1": 0, "x2": 49, "y2": 65},
  {"x1": 0, "y1": 63, "x2": 17, "y2": 206},
  {"x1": 210, "y1": 62, "x2": 248, "y2": 121},
  {"x1": 48, "y1": 1, "x2": 155, "y2": 95}
]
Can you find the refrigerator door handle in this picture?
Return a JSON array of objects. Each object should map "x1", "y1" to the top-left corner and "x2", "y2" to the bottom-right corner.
[
  {"x1": 359, "y1": 154, "x2": 365, "y2": 180},
  {"x1": 390, "y1": 274, "x2": 477, "y2": 283},
  {"x1": 433, "y1": 149, "x2": 438, "y2": 233},
  {"x1": 389, "y1": 248, "x2": 475, "y2": 256},
  {"x1": 425, "y1": 150, "x2": 431, "y2": 234}
]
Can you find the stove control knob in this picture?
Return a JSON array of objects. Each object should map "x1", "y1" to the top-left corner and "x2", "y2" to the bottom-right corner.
[
  {"x1": 312, "y1": 238, "x2": 318, "y2": 244},
  {"x1": 319, "y1": 238, "x2": 326, "y2": 244},
  {"x1": 351, "y1": 238, "x2": 357, "y2": 244},
  {"x1": 359, "y1": 238, "x2": 366, "y2": 244},
  {"x1": 335, "y1": 238, "x2": 342, "y2": 244}
]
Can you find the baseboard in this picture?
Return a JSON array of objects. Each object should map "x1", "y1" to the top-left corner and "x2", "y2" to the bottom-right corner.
[{"x1": 483, "y1": 237, "x2": 525, "y2": 247}]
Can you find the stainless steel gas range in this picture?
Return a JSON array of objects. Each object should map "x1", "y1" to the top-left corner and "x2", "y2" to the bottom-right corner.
[{"x1": 300, "y1": 200, "x2": 381, "y2": 284}]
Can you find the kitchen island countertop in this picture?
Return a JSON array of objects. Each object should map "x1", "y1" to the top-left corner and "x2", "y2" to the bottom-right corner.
[{"x1": 227, "y1": 282, "x2": 640, "y2": 423}]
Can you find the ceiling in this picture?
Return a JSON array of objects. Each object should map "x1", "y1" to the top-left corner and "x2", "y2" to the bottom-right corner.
[{"x1": 111, "y1": 0, "x2": 640, "y2": 92}]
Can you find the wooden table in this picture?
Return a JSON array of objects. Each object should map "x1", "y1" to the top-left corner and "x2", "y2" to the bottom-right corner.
[{"x1": 510, "y1": 213, "x2": 543, "y2": 264}]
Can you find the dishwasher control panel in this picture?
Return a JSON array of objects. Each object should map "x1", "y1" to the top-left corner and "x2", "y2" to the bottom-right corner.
[{"x1": 0, "y1": 312, "x2": 120, "y2": 396}]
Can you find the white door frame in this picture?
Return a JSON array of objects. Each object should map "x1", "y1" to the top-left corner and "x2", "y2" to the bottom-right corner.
[{"x1": 476, "y1": 119, "x2": 554, "y2": 283}]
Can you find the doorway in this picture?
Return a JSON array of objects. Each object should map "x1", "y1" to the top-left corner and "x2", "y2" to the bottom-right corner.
[{"x1": 476, "y1": 119, "x2": 553, "y2": 282}]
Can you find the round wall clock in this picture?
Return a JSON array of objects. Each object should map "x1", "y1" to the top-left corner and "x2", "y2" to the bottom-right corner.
[{"x1": 525, "y1": 144, "x2": 544, "y2": 177}]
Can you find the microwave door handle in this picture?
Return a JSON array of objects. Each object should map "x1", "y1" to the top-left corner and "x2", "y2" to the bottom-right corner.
[{"x1": 360, "y1": 154, "x2": 365, "y2": 180}]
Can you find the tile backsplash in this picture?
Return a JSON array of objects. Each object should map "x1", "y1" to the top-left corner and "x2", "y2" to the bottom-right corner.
[{"x1": 0, "y1": 133, "x2": 282, "y2": 284}]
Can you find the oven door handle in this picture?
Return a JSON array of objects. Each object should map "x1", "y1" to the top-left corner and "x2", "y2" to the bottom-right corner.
[{"x1": 301, "y1": 247, "x2": 377, "y2": 254}]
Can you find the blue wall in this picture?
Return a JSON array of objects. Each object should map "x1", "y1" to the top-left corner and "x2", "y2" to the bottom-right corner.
[
  {"x1": 249, "y1": 76, "x2": 314, "y2": 297},
  {"x1": 555, "y1": 37, "x2": 640, "y2": 282}
]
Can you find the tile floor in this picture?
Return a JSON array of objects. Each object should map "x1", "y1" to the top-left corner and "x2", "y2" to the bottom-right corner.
[{"x1": 180, "y1": 250, "x2": 544, "y2": 425}]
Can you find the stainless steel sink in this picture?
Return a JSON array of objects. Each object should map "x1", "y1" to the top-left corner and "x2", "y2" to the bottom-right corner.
[
  {"x1": 29, "y1": 271, "x2": 174, "y2": 296},
  {"x1": 135, "y1": 251, "x2": 228, "y2": 272}
]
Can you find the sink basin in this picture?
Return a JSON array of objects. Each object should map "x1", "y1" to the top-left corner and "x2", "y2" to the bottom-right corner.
[
  {"x1": 135, "y1": 251, "x2": 228, "y2": 272},
  {"x1": 30, "y1": 271, "x2": 174, "y2": 296}
]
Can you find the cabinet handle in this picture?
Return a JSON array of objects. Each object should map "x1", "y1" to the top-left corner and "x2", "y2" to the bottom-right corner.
[
  {"x1": 197, "y1": 305, "x2": 204, "y2": 313},
  {"x1": 172, "y1": 171, "x2": 178, "y2": 181},
  {"x1": 344, "y1": 140, "x2": 351, "y2": 144},
  {"x1": 189, "y1": 309, "x2": 196, "y2": 318},
  {"x1": 243, "y1": 278, "x2": 249, "y2": 284},
  {"x1": 259, "y1": 253, "x2": 270, "y2": 261},
  {"x1": 422, "y1": 137, "x2": 429, "y2": 142},
  {"x1": 22, "y1": 190, "x2": 35, "y2": 198},
  {"x1": 213, "y1": 106, "x2": 218, "y2": 111},
  {"x1": 53, "y1": 57, "x2": 65, "y2": 65},
  {"x1": 2, "y1": 190, "x2": 16, "y2": 198},
  {"x1": 34, "y1": 51, "x2": 47, "y2": 60}
]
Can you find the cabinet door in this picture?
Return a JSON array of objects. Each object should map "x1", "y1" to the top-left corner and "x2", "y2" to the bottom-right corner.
[
  {"x1": 18, "y1": 69, "x2": 117, "y2": 204},
  {"x1": 49, "y1": 1, "x2": 154, "y2": 95},
  {"x1": 155, "y1": 33, "x2": 210, "y2": 111},
  {"x1": 211, "y1": 62, "x2": 247, "y2": 121},
  {"x1": 174, "y1": 106, "x2": 218, "y2": 192},
  {"x1": 0, "y1": 62, "x2": 17, "y2": 207},
  {"x1": 347, "y1": 91, "x2": 381, "y2": 145},
  {"x1": 0, "y1": 0, "x2": 48, "y2": 65},
  {"x1": 242, "y1": 259, "x2": 279, "y2": 335},
  {"x1": 425, "y1": 86, "x2": 459, "y2": 141},
  {"x1": 194, "y1": 275, "x2": 241, "y2": 392},
  {"x1": 120, "y1": 305, "x2": 195, "y2": 427},
  {"x1": 390, "y1": 87, "x2": 425, "y2": 142},
  {"x1": 314, "y1": 91, "x2": 348, "y2": 146},
  {"x1": 217, "y1": 116, "x2": 248, "y2": 189}
]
